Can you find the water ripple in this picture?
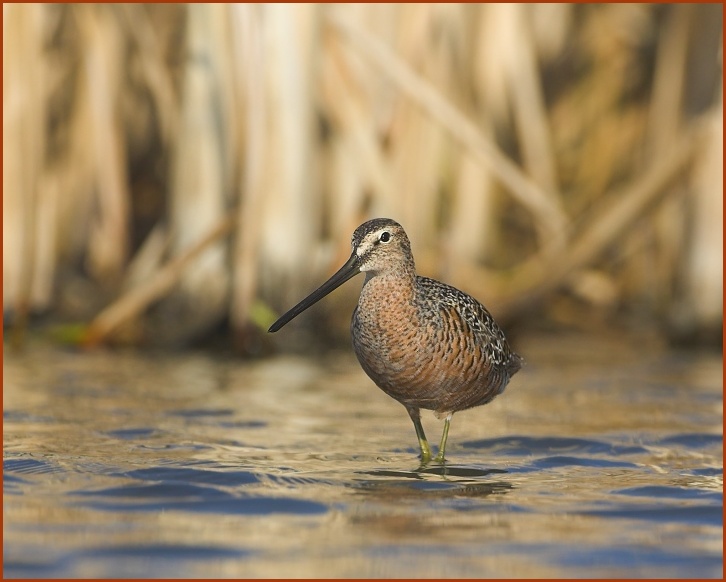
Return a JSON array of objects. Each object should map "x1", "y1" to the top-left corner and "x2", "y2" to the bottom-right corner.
[
  {"x1": 581, "y1": 504, "x2": 722, "y2": 527},
  {"x1": 462, "y1": 435, "x2": 650, "y2": 456},
  {"x1": 74, "y1": 495, "x2": 329, "y2": 515}
]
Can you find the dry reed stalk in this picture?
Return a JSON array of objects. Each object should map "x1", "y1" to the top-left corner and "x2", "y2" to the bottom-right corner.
[
  {"x1": 679, "y1": 106, "x2": 723, "y2": 334},
  {"x1": 321, "y1": 28, "x2": 395, "y2": 226},
  {"x1": 495, "y1": 4, "x2": 560, "y2": 202},
  {"x1": 258, "y1": 4, "x2": 320, "y2": 305},
  {"x1": 473, "y1": 4, "x2": 510, "y2": 125},
  {"x1": 643, "y1": 5, "x2": 693, "y2": 310},
  {"x1": 318, "y1": 15, "x2": 369, "y2": 245},
  {"x1": 230, "y1": 4, "x2": 266, "y2": 330},
  {"x1": 3, "y1": 4, "x2": 46, "y2": 329},
  {"x1": 78, "y1": 5, "x2": 130, "y2": 283},
  {"x1": 446, "y1": 152, "x2": 495, "y2": 268},
  {"x1": 670, "y1": 61, "x2": 724, "y2": 339},
  {"x1": 31, "y1": 175, "x2": 60, "y2": 310},
  {"x1": 168, "y1": 4, "x2": 230, "y2": 323},
  {"x1": 443, "y1": 5, "x2": 503, "y2": 271},
  {"x1": 84, "y1": 214, "x2": 237, "y2": 346},
  {"x1": 530, "y1": 4, "x2": 571, "y2": 60},
  {"x1": 52, "y1": 38, "x2": 97, "y2": 269},
  {"x1": 388, "y1": 4, "x2": 457, "y2": 246},
  {"x1": 343, "y1": 4, "x2": 400, "y2": 150},
  {"x1": 118, "y1": 4, "x2": 179, "y2": 146},
  {"x1": 325, "y1": 138, "x2": 365, "y2": 243},
  {"x1": 122, "y1": 224, "x2": 170, "y2": 293},
  {"x1": 646, "y1": 5, "x2": 691, "y2": 154}
]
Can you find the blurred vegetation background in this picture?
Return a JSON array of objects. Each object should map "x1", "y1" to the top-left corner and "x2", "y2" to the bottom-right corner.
[{"x1": 3, "y1": 4, "x2": 722, "y2": 354}]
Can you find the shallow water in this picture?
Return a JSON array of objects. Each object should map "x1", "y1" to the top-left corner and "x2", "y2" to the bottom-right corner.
[{"x1": 3, "y1": 333, "x2": 723, "y2": 578}]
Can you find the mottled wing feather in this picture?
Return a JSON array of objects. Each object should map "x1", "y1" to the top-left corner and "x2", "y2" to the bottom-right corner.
[{"x1": 416, "y1": 276, "x2": 522, "y2": 373}]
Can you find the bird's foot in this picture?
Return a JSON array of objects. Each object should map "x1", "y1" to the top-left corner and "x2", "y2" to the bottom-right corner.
[{"x1": 418, "y1": 448, "x2": 432, "y2": 466}]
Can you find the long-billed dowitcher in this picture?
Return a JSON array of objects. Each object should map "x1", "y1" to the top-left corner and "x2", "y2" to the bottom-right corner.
[{"x1": 269, "y1": 218, "x2": 522, "y2": 464}]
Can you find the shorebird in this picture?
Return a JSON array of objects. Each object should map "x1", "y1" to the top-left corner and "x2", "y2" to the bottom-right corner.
[{"x1": 269, "y1": 218, "x2": 522, "y2": 464}]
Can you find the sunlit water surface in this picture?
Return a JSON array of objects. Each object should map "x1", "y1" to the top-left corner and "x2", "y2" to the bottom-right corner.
[{"x1": 3, "y1": 333, "x2": 723, "y2": 578}]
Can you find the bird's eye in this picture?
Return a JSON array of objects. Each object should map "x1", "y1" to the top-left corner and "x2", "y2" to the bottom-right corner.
[{"x1": 379, "y1": 231, "x2": 391, "y2": 243}]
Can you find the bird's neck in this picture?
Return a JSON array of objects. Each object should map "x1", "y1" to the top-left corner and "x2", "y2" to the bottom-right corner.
[{"x1": 359, "y1": 270, "x2": 417, "y2": 310}]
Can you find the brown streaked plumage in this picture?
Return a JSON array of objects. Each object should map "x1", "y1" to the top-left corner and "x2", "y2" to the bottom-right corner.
[{"x1": 269, "y1": 218, "x2": 522, "y2": 464}]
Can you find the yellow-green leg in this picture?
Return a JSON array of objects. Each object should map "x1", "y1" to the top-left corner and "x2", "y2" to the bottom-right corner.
[
  {"x1": 406, "y1": 406, "x2": 432, "y2": 464},
  {"x1": 433, "y1": 413, "x2": 453, "y2": 463}
]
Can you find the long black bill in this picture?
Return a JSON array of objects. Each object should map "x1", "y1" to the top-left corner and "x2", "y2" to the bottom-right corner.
[{"x1": 268, "y1": 253, "x2": 361, "y2": 332}]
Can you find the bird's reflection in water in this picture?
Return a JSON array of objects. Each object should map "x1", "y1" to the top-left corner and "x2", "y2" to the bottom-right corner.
[{"x1": 352, "y1": 465, "x2": 513, "y2": 500}]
